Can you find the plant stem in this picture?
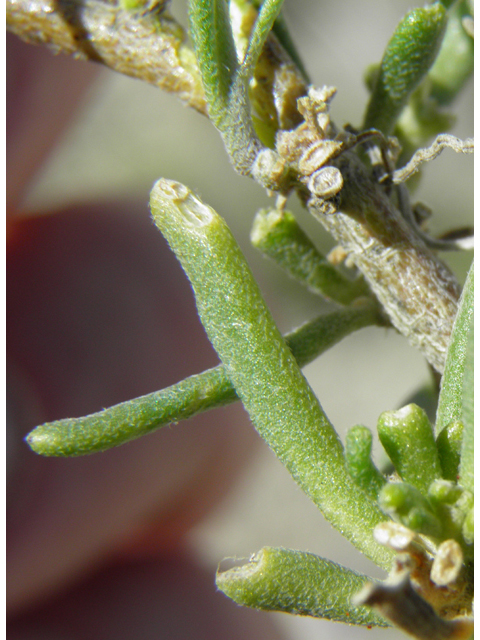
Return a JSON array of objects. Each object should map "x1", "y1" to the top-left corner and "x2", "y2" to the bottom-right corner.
[
  {"x1": 309, "y1": 149, "x2": 461, "y2": 373},
  {"x1": 7, "y1": 0, "x2": 207, "y2": 114}
]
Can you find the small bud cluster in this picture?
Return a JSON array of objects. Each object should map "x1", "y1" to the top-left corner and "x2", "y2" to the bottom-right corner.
[{"x1": 347, "y1": 404, "x2": 474, "y2": 636}]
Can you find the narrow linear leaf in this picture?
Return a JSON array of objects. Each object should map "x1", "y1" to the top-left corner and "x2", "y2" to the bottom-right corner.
[
  {"x1": 189, "y1": 0, "x2": 262, "y2": 174},
  {"x1": 188, "y1": 0, "x2": 238, "y2": 118},
  {"x1": 234, "y1": 0, "x2": 289, "y2": 150},
  {"x1": 150, "y1": 178, "x2": 393, "y2": 569},
  {"x1": 285, "y1": 302, "x2": 380, "y2": 367},
  {"x1": 390, "y1": 0, "x2": 475, "y2": 168},
  {"x1": 229, "y1": 0, "x2": 307, "y2": 146},
  {"x1": 27, "y1": 304, "x2": 379, "y2": 457},
  {"x1": 436, "y1": 260, "x2": 474, "y2": 434},
  {"x1": 363, "y1": 3, "x2": 447, "y2": 134},
  {"x1": 251, "y1": 207, "x2": 372, "y2": 305},
  {"x1": 240, "y1": 0, "x2": 285, "y2": 78},
  {"x1": 27, "y1": 366, "x2": 237, "y2": 457},
  {"x1": 459, "y1": 310, "x2": 473, "y2": 493},
  {"x1": 248, "y1": 0, "x2": 309, "y2": 81},
  {"x1": 216, "y1": 546, "x2": 389, "y2": 626}
]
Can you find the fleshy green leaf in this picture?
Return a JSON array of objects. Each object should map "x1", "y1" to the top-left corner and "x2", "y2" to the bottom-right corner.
[
  {"x1": 428, "y1": 478, "x2": 464, "y2": 505},
  {"x1": 251, "y1": 207, "x2": 371, "y2": 305},
  {"x1": 391, "y1": 0, "x2": 473, "y2": 168},
  {"x1": 377, "y1": 404, "x2": 442, "y2": 494},
  {"x1": 428, "y1": 483, "x2": 474, "y2": 551},
  {"x1": 436, "y1": 260, "x2": 474, "y2": 434},
  {"x1": 150, "y1": 178, "x2": 393, "y2": 569},
  {"x1": 27, "y1": 304, "x2": 379, "y2": 457},
  {"x1": 429, "y1": 0, "x2": 474, "y2": 106},
  {"x1": 216, "y1": 546, "x2": 389, "y2": 626},
  {"x1": 229, "y1": 0, "x2": 307, "y2": 146},
  {"x1": 435, "y1": 421, "x2": 464, "y2": 481},
  {"x1": 363, "y1": 3, "x2": 447, "y2": 134},
  {"x1": 345, "y1": 425, "x2": 386, "y2": 500}
]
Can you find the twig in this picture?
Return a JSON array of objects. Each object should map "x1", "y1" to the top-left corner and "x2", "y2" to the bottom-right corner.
[
  {"x1": 274, "y1": 87, "x2": 462, "y2": 373},
  {"x1": 6, "y1": 0, "x2": 207, "y2": 114}
]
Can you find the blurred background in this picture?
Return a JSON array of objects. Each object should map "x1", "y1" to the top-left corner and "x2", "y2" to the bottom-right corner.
[{"x1": 8, "y1": 0, "x2": 473, "y2": 638}]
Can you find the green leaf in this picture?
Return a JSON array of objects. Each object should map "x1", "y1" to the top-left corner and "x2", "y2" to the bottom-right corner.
[
  {"x1": 377, "y1": 404, "x2": 442, "y2": 494},
  {"x1": 189, "y1": 0, "x2": 262, "y2": 174},
  {"x1": 434, "y1": 0, "x2": 457, "y2": 9},
  {"x1": 391, "y1": 1, "x2": 473, "y2": 168},
  {"x1": 436, "y1": 260, "x2": 474, "y2": 434},
  {"x1": 188, "y1": 0, "x2": 238, "y2": 120},
  {"x1": 251, "y1": 207, "x2": 372, "y2": 305},
  {"x1": 345, "y1": 425, "x2": 386, "y2": 500},
  {"x1": 435, "y1": 421, "x2": 464, "y2": 481},
  {"x1": 240, "y1": 0, "x2": 285, "y2": 79},
  {"x1": 216, "y1": 546, "x2": 389, "y2": 626},
  {"x1": 428, "y1": 478, "x2": 463, "y2": 505},
  {"x1": 248, "y1": 0, "x2": 309, "y2": 81},
  {"x1": 429, "y1": 0, "x2": 474, "y2": 105},
  {"x1": 363, "y1": 3, "x2": 447, "y2": 134},
  {"x1": 285, "y1": 303, "x2": 380, "y2": 366},
  {"x1": 379, "y1": 482, "x2": 443, "y2": 538},
  {"x1": 150, "y1": 178, "x2": 393, "y2": 569},
  {"x1": 428, "y1": 482, "x2": 474, "y2": 550},
  {"x1": 229, "y1": 0, "x2": 308, "y2": 145},
  {"x1": 459, "y1": 307, "x2": 473, "y2": 493},
  {"x1": 27, "y1": 304, "x2": 379, "y2": 456},
  {"x1": 27, "y1": 366, "x2": 237, "y2": 457}
]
